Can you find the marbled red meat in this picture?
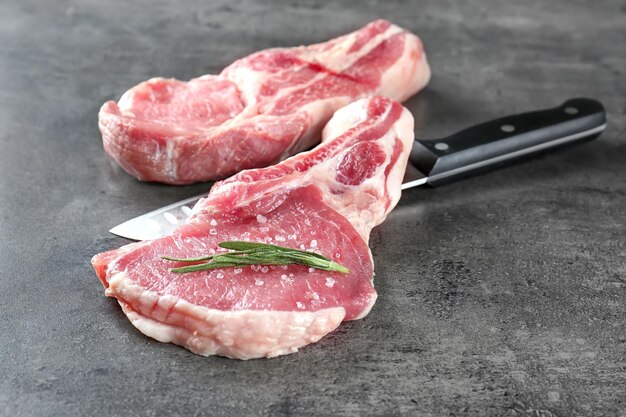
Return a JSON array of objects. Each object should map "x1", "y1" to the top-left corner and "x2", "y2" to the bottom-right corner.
[
  {"x1": 92, "y1": 96, "x2": 414, "y2": 359},
  {"x1": 98, "y1": 19, "x2": 429, "y2": 184}
]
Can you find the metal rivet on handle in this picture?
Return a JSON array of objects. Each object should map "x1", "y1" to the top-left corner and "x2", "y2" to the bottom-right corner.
[
  {"x1": 434, "y1": 142, "x2": 449, "y2": 151},
  {"x1": 501, "y1": 124, "x2": 515, "y2": 133},
  {"x1": 565, "y1": 106, "x2": 578, "y2": 115}
]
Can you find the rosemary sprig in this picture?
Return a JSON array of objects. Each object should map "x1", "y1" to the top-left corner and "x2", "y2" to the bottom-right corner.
[{"x1": 161, "y1": 241, "x2": 349, "y2": 274}]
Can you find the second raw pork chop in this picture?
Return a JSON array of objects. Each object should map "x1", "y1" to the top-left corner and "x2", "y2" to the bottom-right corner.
[
  {"x1": 99, "y1": 19, "x2": 429, "y2": 184},
  {"x1": 92, "y1": 96, "x2": 414, "y2": 359}
]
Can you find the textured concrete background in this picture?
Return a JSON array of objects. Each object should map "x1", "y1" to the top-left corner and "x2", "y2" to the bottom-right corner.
[{"x1": 0, "y1": 0, "x2": 625, "y2": 416}]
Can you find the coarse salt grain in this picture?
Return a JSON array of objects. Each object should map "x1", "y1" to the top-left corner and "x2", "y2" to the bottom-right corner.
[
  {"x1": 234, "y1": 268, "x2": 243, "y2": 274},
  {"x1": 255, "y1": 279, "x2": 264, "y2": 286},
  {"x1": 296, "y1": 302, "x2": 305, "y2": 309},
  {"x1": 310, "y1": 239, "x2": 318, "y2": 248},
  {"x1": 209, "y1": 229, "x2": 217, "y2": 235},
  {"x1": 325, "y1": 277, "x2": 335, "y2": 288},
  {"x1": 308, "y1": 267, "x2": 315, "y2": 273},
  {"x1": 210, "y1": 219, "x2": 217, "y2": 226},
  {"x1": 311, "y1": 292, "x2": 319, "y2": 300},
  {"x1": 216, "y1": 272, "x2": 224, "y2": 279},
  {"x1": 260, "y1": 266, "x2": 269, "y2": 273},
  {"x1": 256, "y1": 214, "x2": 267, "y2": 224}
]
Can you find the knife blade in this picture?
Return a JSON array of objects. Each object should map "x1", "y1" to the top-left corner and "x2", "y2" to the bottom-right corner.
[{"x1": 110, "y1": 98, "x2": 606, "y2": 241}]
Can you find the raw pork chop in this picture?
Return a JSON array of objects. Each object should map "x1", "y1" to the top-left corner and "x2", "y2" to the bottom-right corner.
[
  {"x1": 92, "y1": 96, "x2": 414, "y2": 359},
  {"x1": 99, "y1": 19, "x2": 429, "y2": 184}
]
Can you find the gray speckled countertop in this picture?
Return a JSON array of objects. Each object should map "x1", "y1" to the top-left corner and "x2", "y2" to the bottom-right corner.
[{"x1": 1, "y1": 1, "x2": 624, "y2": 416}]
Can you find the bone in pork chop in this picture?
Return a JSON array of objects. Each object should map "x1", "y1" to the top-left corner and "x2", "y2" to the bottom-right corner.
[
  {"x1": 98, "y1": 20, "x2": 429, "y2": 184},
  {"x1": 92, "y1": 96, "x2": 414, "y2": 359}
]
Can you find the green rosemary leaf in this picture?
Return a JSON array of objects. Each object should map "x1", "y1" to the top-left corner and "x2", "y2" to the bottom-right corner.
[
  {"x1": 163, "y1": 241, "x2": 350, "y2": 275},
  {"x1": 217, "y1": 241, "x2": 273, "y2": 251},
  {"x1": 280, "y1": 251, "x2": 348, "y2": 273},
  {"x1": 327, "y1": 261, "x2": 350, "y2": 274},
  {"x1": 161, "y1": 254, "x2": 215, "y2": 262},
  {"x1": 170, "y1": 262, "x2": 238, "y2": 274},
  {"x1": 213, "y1": 254, "x2": 269, "y2": 266},
  {"x1": 161, "y1": 248, "x2": 273, "y2": 263},
  {"x1": 219, "y1": 241, "x2": 329, "y2": 260}
]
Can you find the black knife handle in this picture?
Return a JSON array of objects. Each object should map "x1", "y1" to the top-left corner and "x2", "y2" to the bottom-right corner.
[{"x1": 410, "y1": 98, "x2": 606, "y2": 186}]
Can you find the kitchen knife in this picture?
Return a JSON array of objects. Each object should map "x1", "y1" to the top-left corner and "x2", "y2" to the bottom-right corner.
[{"x1": 110, "y1": 98, "x2": 606, "y2": 241}]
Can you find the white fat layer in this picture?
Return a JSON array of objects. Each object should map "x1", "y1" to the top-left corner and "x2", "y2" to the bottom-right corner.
[
  {"x1": 301, "y1": 24, "x2": 404, "y2": 73},
  {"x1": 378, "y1": 36, "x2": 431, "y2": 102},
  {"x1": 107, "y1": 272, "x2": 346, "y2": 360},
  {"x1": 165, "y1": 139, "x2": 177, "y2": 181}
]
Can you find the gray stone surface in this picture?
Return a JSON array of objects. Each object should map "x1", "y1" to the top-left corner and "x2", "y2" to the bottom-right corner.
[{"x1": 0, "y1": 0, "x2": 624, "y2": 416}]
